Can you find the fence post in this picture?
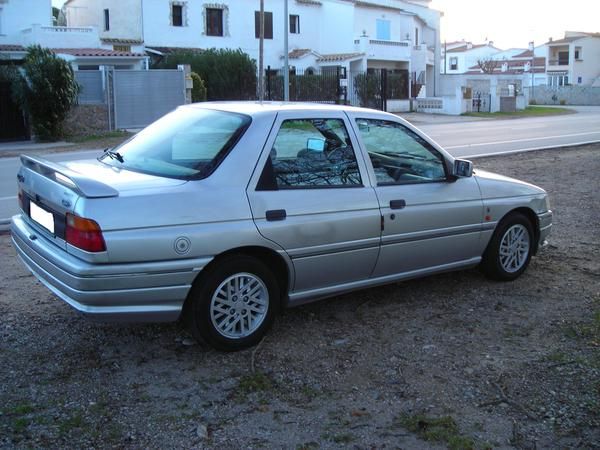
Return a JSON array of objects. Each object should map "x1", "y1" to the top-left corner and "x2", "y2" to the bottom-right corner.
[
  {"x1": 382, "y1": 69, "x2": 388, "y2": 112},
  {"x1": 266, "y1": 66, "x2": 271, "y2": 101}
]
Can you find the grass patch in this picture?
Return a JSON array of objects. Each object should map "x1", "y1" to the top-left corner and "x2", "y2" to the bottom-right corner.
[
  {"x1": 10, "y1": 404, "x2": 35, "y2": 415},
  {"x1": 58, "y1": 413, "x2": 85, "y2": 434},
  {"x1": 464, "y1": 106, "x2": 573, "y2": 118},
  {"x1": 332, "y1": 433, "x2": 354, "y2": 444},
  {"x1": 397, "y1": 414, "x2": 477, "y2": 450},
  {"x1": 236, "y1": 372, "x2": 274, "y2": 398}
]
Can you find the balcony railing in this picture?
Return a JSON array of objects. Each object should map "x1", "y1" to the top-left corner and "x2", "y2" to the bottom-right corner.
[
  {"x1": 549, "y1": 59, "x2": 569, "y2": 66},
  {"x1": 370, "y1": 39, "x2": 409, "y2": 47}
]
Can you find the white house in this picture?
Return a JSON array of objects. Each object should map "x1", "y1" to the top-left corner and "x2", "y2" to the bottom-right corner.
[
  {"x1": 545, "y1": 31, "x2": 600, "y2": 86},
  {"x1": 63, "y1": 0, "x2": 442, "y2": 98},
  {"x1": 441, "y1": 40, "x2": 501, "y2": 74},
  {"x1": 0, "y1": 0, "x2": 147, "y2": 69}
]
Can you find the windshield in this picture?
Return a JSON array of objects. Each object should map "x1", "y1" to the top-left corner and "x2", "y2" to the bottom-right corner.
[{"x1": 100, "y1": 108, "x2": 251, "y2": 179}]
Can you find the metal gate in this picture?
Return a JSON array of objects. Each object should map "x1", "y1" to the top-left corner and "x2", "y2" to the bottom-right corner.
[
  {"x1": 348, "y1": 69, "x2": 409, "y2": 111},
  {"x1": 108, "y1": 69, "x2": 186, "y2": 129},
  {"x1": 0, "y1": 81, "x2": 29, "y2": 141},
  {"x1": 472, "y1": 92, "x2": 491, "y2": 113}
]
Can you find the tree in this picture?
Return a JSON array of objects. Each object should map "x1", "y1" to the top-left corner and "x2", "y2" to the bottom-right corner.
[
  {"x1": 13, "y1": 45, "x2": 80, "y2": 141},
  {"x1": 154, "y1": 48, "x2": 257, "y2": 101},
  {"x1": 190, "y1": 72, "x2": 207, "y2": 102},
  {"x1": 477, "y1": 57, "x2": 499, "y2": 74}
]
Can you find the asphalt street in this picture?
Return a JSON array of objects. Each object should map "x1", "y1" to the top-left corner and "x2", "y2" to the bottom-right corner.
[{"x1": 1, "y1": 105, "x2": 599, "y2": 224}]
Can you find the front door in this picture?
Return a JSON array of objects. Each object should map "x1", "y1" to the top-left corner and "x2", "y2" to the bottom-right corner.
[
  {"x1": 247, "y1": 111, "x2": 381, "y2": 293},
  {"x1": 349, "y1": 116, "x2": 483, "y2": 277}
]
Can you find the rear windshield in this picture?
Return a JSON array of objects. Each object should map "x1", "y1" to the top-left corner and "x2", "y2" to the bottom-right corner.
[{"x1": 100, "y1": 108, "x2": 251, "y2": 179}]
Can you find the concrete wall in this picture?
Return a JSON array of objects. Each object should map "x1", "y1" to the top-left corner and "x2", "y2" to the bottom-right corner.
[
  {"x1": 64, "y1": 104, "x2": 109, "y2": 136},
  {"x1": 527, "y1": 86, "x2": 600, "y2": 105}
]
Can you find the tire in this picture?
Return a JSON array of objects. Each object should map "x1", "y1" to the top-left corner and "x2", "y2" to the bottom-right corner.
[
  {"x1": 186, "y1": 255, "x2": 280, "y2": 351},
  {"x1": 481, "y1": 212, "x2": 534, "y2": 281}
]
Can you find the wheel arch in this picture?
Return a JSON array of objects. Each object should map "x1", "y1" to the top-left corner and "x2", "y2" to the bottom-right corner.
[
  {"x1": 495, "y1": 207, "x2": 540, "y2": 254},
  {"x1": 183, "y1": 245, "x2": 292, "y2": 315}
]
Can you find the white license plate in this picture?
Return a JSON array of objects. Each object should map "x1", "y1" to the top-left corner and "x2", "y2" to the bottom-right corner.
[{"x1": 30, "y1": 202, "x2": 55, "y2": 234}]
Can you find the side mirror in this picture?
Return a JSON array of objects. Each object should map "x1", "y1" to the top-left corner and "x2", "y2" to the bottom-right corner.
[
  {"x1": 306, "y1": 138, "x2": 326, "y2": 152},
  {"x1": 452, "y1": 159, "x2": 473, "y2": 178}
]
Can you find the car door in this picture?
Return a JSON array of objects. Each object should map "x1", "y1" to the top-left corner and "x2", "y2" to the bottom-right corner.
[
  {"x1": 348, "y1": 113, "x2": 484, "y2": 278},
  {"x1": 246, "y1": 110, "x2": 381, "y2": 293}
]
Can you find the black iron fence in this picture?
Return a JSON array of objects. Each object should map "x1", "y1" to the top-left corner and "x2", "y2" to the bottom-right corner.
[{"x1": 263, "y1": 67, "x2": 409, "y2": 111}]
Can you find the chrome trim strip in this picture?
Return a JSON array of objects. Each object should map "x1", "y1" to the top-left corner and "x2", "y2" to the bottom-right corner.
[
  {"x1": 287, "y1": 256, "x2": 481, "y2": 307},
  {"x1": 286, "y1": 237, "x2": 381, "y2": 259},
  {"x1": 382, "y1": 223, "x2": 488, "y2": 246}
]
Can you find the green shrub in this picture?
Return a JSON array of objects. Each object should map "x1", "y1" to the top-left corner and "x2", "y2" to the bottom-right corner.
[
  {"x1": 529, "y1": 99, "x2": 537, "y2": 105},
  {"x1": 154, "y1": 48, "x2": 257, "y2": 101},
  {"x1": 559, "y1": 99, "x2": 567, "y2": 105},
  {"x1": 190, "y1": 72, "x2": 207, "y2": 102},
  {"x1": 12, "y1": 45, "x2": 79, "y2": 141}
]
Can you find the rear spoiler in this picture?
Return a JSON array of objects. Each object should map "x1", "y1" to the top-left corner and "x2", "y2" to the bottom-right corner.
[{"x1": 20, "y1": 155, "x2": 119, "y2": 198}]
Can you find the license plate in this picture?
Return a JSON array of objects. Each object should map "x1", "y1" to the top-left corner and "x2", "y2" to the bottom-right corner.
[{"x1": 30, "y1": 201, "x2": 55, "y2": 234}]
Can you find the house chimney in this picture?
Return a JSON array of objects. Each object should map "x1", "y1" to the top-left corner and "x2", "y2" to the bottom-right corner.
[
  {"x1": 528, "y1": 41, "x2": 534, "y2": 51},
  {"x1": 549, "y1": 37, "x2": 553, "y2": 42},
  {"x1": 467, "y1": 42, "x2": 473, "y2": 49},
  {"x1": 488, "y1": 40, "x2": 494, "y2": 46}
]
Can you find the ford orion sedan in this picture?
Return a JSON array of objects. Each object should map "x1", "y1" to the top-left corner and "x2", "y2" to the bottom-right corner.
[{"x1": 11, "y1": 102, "x2": 552, "y2": 351}]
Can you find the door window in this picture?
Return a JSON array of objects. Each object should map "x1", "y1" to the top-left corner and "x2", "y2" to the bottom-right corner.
[
  {"x1": 355, "y1": 119, "x2": 447, "y2": 185},
  {"x1": 257, "y1": 119, "x2": 362, "y2": 189}
]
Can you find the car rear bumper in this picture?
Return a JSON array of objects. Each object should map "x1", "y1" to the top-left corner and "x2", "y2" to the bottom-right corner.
[{"x1": 11, "y1": 215, "x2": 210, "y2": 322}]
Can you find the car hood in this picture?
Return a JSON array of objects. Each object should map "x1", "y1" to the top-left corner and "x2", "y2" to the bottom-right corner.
[
  {"x1": 62, "y1": 159, "x2": 187, "y2": 192},
  {"x1": 474, "y1": 169, "x2": 547, "y2": 198}
]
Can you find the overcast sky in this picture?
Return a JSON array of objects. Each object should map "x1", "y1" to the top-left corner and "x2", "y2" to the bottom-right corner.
[
  {"x1": 430, "y1": 0, "x2": 600, "y2": 49},
  {"x1": 52, "y1": 0, "x2": 599, "y2": 51}
]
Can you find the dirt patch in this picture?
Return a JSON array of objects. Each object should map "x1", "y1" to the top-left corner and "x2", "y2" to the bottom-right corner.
[{"x1": 1, "y1": 145, "x2": 598, "y2": 449}]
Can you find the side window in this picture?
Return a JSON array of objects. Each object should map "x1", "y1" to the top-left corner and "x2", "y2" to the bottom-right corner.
[
  {"x1": 355, "y1": 119, "x2": 447, "y2": 185},
  {"x1": 257, "y1": 119, "x2": 362, "y2": 190}
]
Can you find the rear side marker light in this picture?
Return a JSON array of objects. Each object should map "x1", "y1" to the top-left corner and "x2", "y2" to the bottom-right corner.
[{"x1": 65, "y1": 213, "x2": 106, "y2": 252}]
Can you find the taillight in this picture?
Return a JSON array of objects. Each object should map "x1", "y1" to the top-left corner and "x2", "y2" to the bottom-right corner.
[{"x1": 65, "y1": 213, "x2": 106, "y2": 252}]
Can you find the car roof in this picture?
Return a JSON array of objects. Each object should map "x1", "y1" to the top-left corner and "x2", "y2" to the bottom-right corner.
[{"x1": 181, "y1": 101, "x2": 390, "y2": 117}]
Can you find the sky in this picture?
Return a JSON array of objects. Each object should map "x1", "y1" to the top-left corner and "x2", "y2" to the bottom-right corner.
[
  {"x1": 429, "y1": 0, "x2": 600, "y2": 49},
  {"x1": 51, "y1": 0, "x2": 600, "y2": 51}
]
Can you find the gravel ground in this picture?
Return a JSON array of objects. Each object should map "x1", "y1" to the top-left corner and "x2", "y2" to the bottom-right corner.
[{"x1": 1, "y1": 144, "x2": 598, "y2": 449}]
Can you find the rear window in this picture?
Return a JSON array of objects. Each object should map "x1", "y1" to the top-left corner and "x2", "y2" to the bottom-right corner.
[{"x1": 100, "y1": 108, "x2": 251, "y2": 179}]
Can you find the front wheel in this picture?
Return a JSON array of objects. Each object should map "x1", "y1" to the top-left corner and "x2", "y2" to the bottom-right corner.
[
  {"x1": 481, "y1": 213, "x2": 534, "y2": 281},
  {"x1": 186, "y1": 255, "x2": 280, "y2": 351}
]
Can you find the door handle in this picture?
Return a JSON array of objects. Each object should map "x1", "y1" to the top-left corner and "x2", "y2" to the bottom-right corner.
[
  {"x1": 265, "y1": 209, "x2": 287, "y2": 221},
  {"x1": 390, "y1": 199, "x2": 406, "y2": 210}
]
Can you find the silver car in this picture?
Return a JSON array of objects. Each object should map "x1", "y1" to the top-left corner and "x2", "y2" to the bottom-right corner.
[{"x1": 11, "y1": 103, "x2": 552, "y2": 351}]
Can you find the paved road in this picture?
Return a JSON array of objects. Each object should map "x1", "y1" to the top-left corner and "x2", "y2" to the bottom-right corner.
[
  {"x1": 1, "y1": 105, "x2": 600, "y2": 224},
  {"x1": 417, "y1": 105, "x2": 600, "y2": 158}
]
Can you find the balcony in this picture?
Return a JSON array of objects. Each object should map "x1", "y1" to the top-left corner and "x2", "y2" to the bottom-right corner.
[
  {"x1": 20, "y1": 24, "x2": 100, "y2": 48},
  {"x1": 355, "y1": 37, "x2": 411, "y2": 61},
  {"x1": 548, "y1": 59, "x2": 570, "y2": 68}
]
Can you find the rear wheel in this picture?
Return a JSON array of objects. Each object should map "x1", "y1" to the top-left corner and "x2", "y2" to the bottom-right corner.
[
  {"x1": 481, "y1": 212, "x2": 534, "y2": 281},
  {"x1": 187, "y1": 255, "x2": 280, "y2": 351}
]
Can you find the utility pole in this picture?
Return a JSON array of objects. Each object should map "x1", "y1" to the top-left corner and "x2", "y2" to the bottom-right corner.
[
  {"x1": 531, "y1": 41, "x2": 535, "y2": 101},
  {"x1": 258, "y1": 0, "x2": 265, "y2": 101},
  {"x1": 283, "y1": 0, "x2": 289, "y2": 101}
]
